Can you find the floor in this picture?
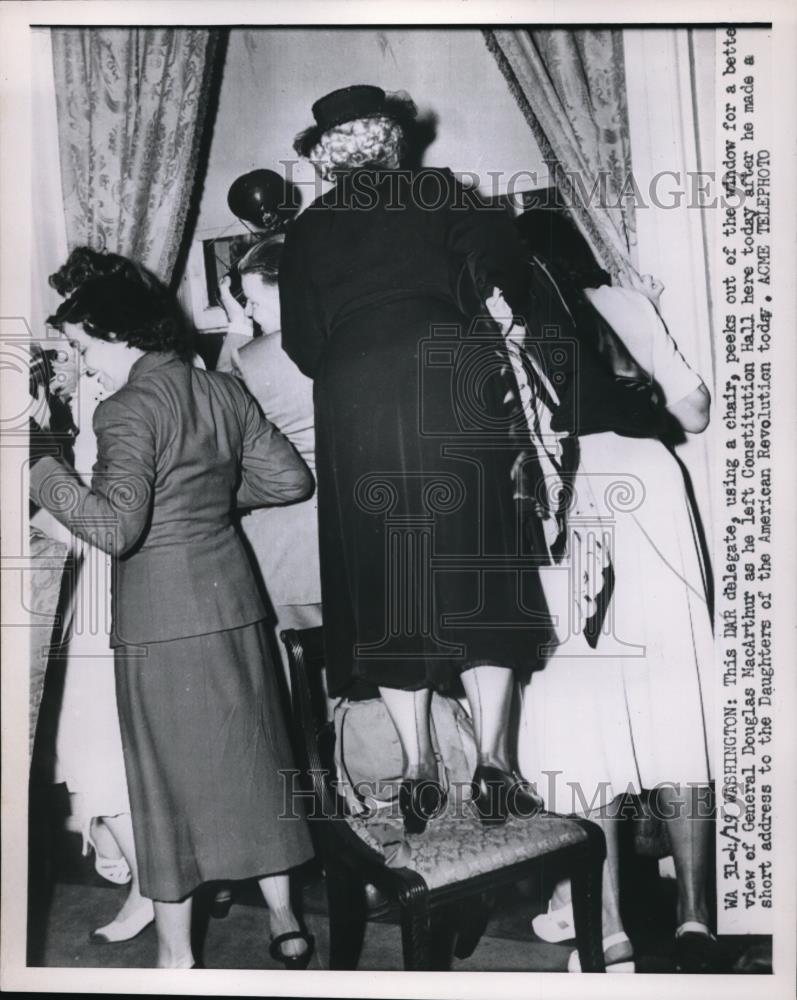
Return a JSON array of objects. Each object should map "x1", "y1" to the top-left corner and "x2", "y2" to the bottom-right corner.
[{"x1": 27, "y1": 798, "x2": 771, "y2": 975}]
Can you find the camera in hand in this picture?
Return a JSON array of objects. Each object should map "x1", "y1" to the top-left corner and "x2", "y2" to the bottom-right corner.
[{"x1": 29, "y1": 347, "x2": 58, "y2": 399}]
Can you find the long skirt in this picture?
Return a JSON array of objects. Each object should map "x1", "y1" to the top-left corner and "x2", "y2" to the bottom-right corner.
[
  {"x1": 518, "y1": 433, "x2": 715, "y2": 815},
  {"x1": 315, "y1": 296, "x2": 550, "y2": 698},
  {"x1": 114, "y1": 619, "x2": 313, "y2": 901}
]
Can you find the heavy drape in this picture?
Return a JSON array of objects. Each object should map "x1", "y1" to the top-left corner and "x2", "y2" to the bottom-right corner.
[
  {"x1": 484, "y1": 29, "x2": 637, "y2": 278},
  {"x1": 51, "y1": 28, "x2": 222, "y2": 284}
]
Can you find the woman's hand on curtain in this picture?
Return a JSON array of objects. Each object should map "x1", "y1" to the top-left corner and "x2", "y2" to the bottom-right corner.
[{"x1": 618, "y1": 269, "x2": 665, "y2": 310}]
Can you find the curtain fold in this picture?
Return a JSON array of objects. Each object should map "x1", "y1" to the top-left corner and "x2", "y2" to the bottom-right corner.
[
  {"x1": 51, "y1": 28, "x2": 222, "y2": 284},
  {"x1": 32, "y1": 29, "x2": 69, "y2": 338},
  {"x1": 484, "y1": 28, "x2": 637, "y2": 279}
]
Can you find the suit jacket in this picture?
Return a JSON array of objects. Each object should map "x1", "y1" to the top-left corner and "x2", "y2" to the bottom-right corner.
[
  {"x1": 228, "y1": 332, "x2": 322, "y2": 608},
  {"x1": 30, "y1": 351, "x2": 313, "y2": 646}
]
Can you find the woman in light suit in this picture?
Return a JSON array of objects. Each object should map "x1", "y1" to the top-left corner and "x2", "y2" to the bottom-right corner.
[{"x1": 31, "y1": 263, "x2": 316, "y2": 969}]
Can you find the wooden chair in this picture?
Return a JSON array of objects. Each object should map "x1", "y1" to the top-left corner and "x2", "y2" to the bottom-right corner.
[{"x1": 281, "y1": 626, "x2": 606, "y2": 972}]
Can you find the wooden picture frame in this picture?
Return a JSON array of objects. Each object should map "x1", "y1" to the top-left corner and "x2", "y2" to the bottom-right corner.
[{"x1": 182, "y1": 225, "x2": 262, "y2": 332}]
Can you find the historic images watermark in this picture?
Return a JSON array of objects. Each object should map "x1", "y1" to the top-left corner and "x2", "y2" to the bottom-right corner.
[
  {"x1": 271, "y1": 161, "x2": 750, "y2": 214},
  {"x1": 276, "y1": 768, "x2": 716, "y2": 824},
  {"x1": 713, "y1": 25, "x2": 775, "y2": 934}
]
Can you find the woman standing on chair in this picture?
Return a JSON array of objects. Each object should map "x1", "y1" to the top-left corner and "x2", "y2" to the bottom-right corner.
[
  {"x1": 30, "y1": 265, "x2": 316, "y2": 969},
  {"x1": 280, "y1": 85, "x2": 546, "y2": 832}
]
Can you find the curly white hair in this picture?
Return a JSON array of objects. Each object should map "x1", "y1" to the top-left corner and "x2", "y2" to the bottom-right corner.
[{"x1": 308, "y1": 115, "x2": 404, "y2": 181}]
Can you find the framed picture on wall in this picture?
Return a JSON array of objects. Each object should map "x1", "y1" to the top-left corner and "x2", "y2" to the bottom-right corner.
[{"x1": 183, "y1": 225, "x2": 262, "y2": 332}]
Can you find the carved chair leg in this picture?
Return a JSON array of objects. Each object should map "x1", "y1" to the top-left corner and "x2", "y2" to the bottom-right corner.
[
  {"x1": 400, "y1": 897, "x2": 432, "y2": 970},
  {"x1": 325, "y1": 863, "x2": 367, "y2": 970},
  {"x1": 571, "y1": 830, "x2": 607, "y2": 973}
]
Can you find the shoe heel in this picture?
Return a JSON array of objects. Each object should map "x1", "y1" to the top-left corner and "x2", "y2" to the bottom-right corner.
[
  {"x1": 269, "y1": 931, "x2": 315, "y2": 970},
  {"x1": 470, "y1": 767, "x2": 508, "y2": 826},
  {"x1": 399, "y1": 779, "x2": 445, "y2": 834}
]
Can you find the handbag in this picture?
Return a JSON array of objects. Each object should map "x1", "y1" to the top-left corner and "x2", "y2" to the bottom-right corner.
[
  {"x1": 330, "y1": 694, "x2": 479, "y2": 867},
  {"x1": 332, "y1": 693, "x2": 477, "y2": 817}
]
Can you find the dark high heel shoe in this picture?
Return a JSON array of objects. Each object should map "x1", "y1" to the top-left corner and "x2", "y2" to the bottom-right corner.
[
  {"x1": 470, "y1": 764, "x2": 544, "y2": 826},
  {"x1": 269, "y1": 930, "x2": 315, "y2": 970},
  {"x1": 398, "y1": 778, "x2": 446, "y2": 834},
  {"x1": 674, "y1": 922, "x2": 718, "y2": 973}
]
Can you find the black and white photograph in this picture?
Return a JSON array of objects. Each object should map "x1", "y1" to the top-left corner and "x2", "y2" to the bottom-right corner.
[{"x1": 1, "y1": 2, "x2": 795, "y2": 996}]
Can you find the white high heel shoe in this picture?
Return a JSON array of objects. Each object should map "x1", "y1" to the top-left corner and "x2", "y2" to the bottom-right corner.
[
  {"x1": 568, "y1": 930, "x2": 635, "y2": 972},
  {"x1": 92, "y1": 851, "x2": 132, "y2": 886},
  {"x1": 531, "y1": 900, "x2": 575, "y2": 943},
  {"x1": 84, "y1": 826, "x2": 131, "y2": 886},
  {"x1": 90, "y1": 898, "x2": 155, "y2": 944}
]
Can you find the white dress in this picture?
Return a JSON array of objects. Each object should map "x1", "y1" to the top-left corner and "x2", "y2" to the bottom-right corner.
[
  {"x1": 517, "y1": 287, "x2": 714, "y2": 815},
  {"x1": 53, "y1": 374, "x2": 131, "y2": 840}
]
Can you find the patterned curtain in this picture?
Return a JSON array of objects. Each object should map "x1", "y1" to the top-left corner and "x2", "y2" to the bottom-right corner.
[
  {"x1": 484, "y1": 29, "x2": 638, "y2": 280},
  {"x1": 28, "y1": 529, "x2": 69, "y2": 761},
  {"x1": 51, "y1": 28, "x2": 223, "y2": 284}
]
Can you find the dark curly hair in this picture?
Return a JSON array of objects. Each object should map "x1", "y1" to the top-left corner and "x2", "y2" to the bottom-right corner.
[
  {"x1": 49, "y1": 246, "x2": 160, "y2": 297},
  {"x1": 47, "y1": 248, "x2": 193, "y2": 358},
  {"x1": 47, "y1": 273, "x2": 193, "y2": 358}
]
